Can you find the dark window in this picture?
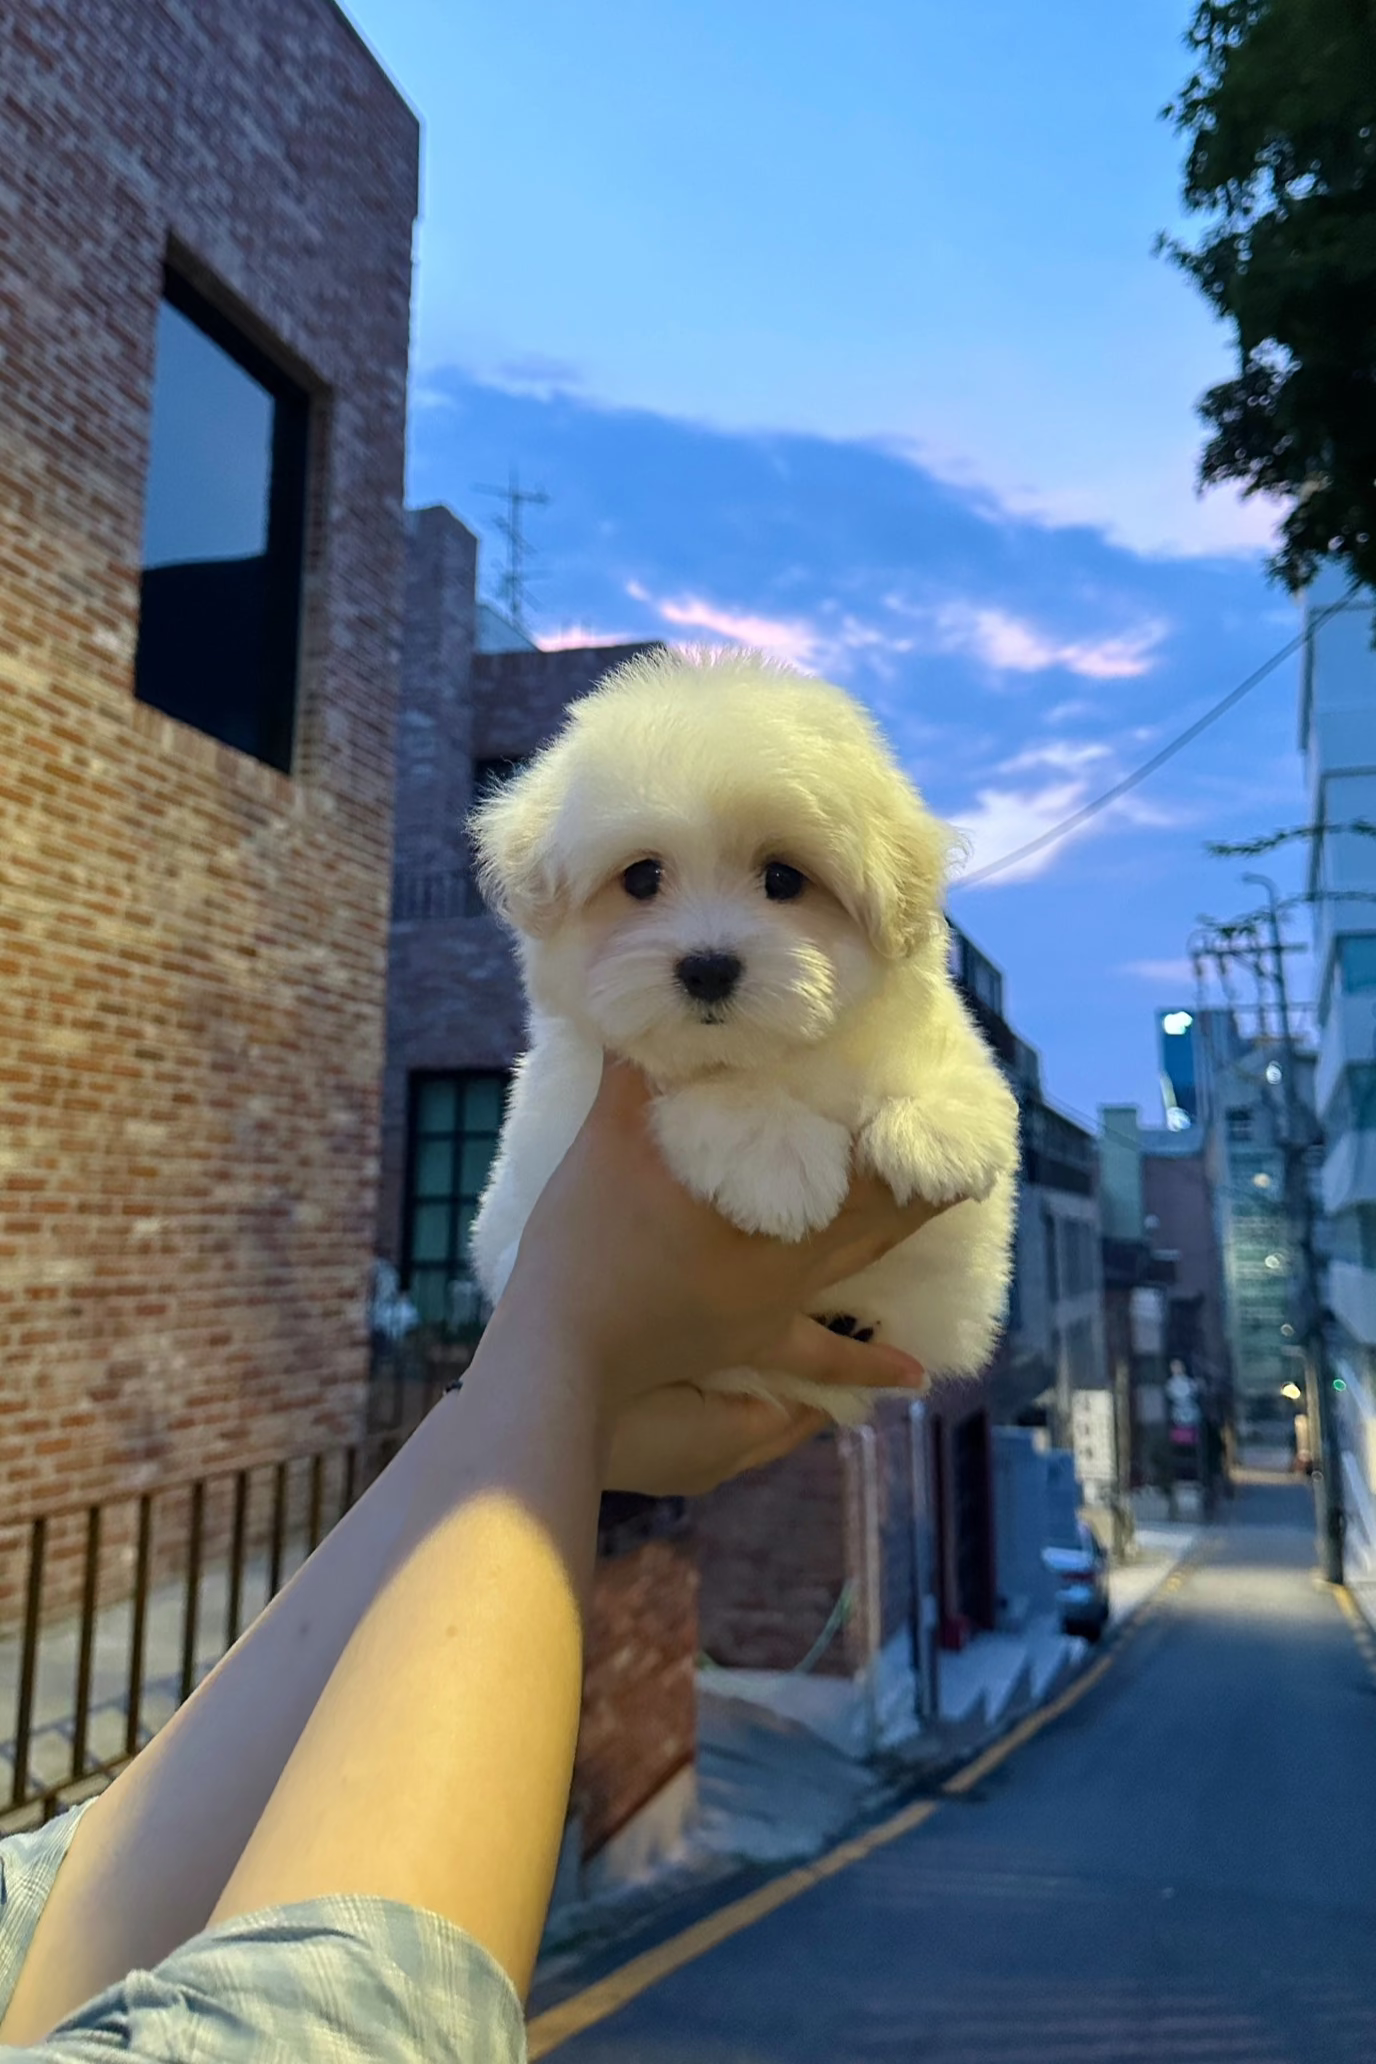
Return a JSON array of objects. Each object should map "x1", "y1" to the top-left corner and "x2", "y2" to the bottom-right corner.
[
  {"x1": 403, "y1": 1072, "x2": 511, "y2": 1325},
  {"x1": 1225, "y1": 1106, "x2": 1253, "y2": 1144},
  {"x1": 135, "y1": 267, "x2": 310, "y2": 773}
]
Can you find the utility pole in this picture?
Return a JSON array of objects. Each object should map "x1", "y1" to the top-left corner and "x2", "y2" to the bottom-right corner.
[
  {"x1": 472, "y1": 462, "x2": 550, "y2": 640},
  {"x1": 1242, "y1": 871, "x2": 1345, "y2": 1583},
  {"x1": 1112, "y1": 1351, "x2": 1135, "y2": 1563}
]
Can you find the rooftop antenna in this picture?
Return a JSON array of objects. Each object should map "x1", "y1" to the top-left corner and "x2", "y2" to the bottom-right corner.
[{"x1": 472, "y1": 463, "x2": 550, "y2": 640}]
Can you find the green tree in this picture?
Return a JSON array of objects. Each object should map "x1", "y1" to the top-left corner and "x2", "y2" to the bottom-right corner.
[{"x1": 1158, "y1": 0, "x2": 1376, "y2": 605}]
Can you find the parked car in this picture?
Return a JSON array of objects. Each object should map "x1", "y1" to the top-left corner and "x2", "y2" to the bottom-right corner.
[{"x1": 1043, "y1": 1522, "x2": 1110, "y2": 1643}]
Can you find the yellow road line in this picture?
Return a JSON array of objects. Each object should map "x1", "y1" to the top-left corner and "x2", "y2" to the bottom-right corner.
[
  {"x1": 530, "y1": 1562, "x2": 1192, "y2": 2054},
  {"x1": 527, "y1": 1799, "x2": 939, "y2": 2057}
]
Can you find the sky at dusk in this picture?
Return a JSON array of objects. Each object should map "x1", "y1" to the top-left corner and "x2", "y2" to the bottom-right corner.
[{"x1": 344, "y1": 0, "x2": 1316, "y2": 1129}]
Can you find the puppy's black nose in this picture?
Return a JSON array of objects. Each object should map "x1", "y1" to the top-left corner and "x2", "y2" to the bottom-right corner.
[{"x1": 675, "y1": 951, "x2": 743, "y2": 1004}]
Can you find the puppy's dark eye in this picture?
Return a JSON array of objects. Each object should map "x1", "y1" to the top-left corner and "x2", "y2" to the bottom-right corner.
[
  {"x1": 763, "y1": 861, "x2": 806, "y2": 902},
  {"x1": 622, "y1": 858, "x2": 663, "y2": 901}
]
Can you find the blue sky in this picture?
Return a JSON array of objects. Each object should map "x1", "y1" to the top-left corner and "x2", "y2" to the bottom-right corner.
[{"x1": 345, "y1": 0, "x2": 1314, "y2": 1126}]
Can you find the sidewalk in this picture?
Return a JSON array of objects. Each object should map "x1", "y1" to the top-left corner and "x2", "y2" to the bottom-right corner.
[{"x1": 532, "y1": 1519, "x2": 1199, "y2": 2000}]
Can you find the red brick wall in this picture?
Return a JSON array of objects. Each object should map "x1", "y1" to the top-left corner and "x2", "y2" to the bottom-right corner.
[
  {"x1": 574, "y1": 1536, "x2": 698, "y2": 1860},
  {"x1": 694, "y1": 1427, "x2": 854, "y2": 1675},
  {"x1": 0, "y1": 0, "x2": 418, "y2": 1615},
  {"x1": 694, "y1": 1395, "x2": 993, "y2": 1676}
]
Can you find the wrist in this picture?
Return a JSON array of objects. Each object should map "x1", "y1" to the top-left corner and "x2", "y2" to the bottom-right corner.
[{"x1": 467, "y1": 1289, "x2": 616, "y2": 1467}]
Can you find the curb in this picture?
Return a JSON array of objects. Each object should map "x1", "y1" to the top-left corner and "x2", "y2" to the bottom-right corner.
[{"x1": 870, "y1": 1533, "x2": 1197, "y2": 1798}]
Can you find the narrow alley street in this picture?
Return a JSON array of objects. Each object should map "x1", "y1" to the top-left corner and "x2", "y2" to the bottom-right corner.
[{"x1": 536, "y1": 1479, "x2": 1376, "y2": 2063}]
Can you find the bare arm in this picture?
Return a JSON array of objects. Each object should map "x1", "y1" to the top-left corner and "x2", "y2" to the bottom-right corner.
[
  {"x1": 1, "y1": 1059, "x2": 940, "y2": 2037},
  {"x1": 0, "y1": 1390, "x2": 485, "y2": 2046},
  {"x1": 202, "y1": 1297, "x2": 605, "y2": 1995},
  {"x1": 204, "y1": 1063, "x2": 940, "y2": 1991}
]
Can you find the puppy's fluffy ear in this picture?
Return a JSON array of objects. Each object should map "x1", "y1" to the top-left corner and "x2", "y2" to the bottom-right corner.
[
  {"x1": 467, "y1": 756, "x2": 567, "y2": 937},
  {"x1": 852, "y1": 786, "x2": 967, "y2": 961}
]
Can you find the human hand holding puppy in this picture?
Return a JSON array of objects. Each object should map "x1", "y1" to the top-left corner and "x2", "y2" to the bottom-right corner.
[
  {"x1": 469, "y1": 645, "x2": 1021, "y2": 1431},
  {"x1": 506, "y1": 1055, "x2": 953, "y2": 1494}
]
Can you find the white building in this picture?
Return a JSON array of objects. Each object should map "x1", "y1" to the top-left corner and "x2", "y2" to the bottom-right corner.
[{"x1": 1301, "y1": 565, "x2": 1376, "y2": 1559}]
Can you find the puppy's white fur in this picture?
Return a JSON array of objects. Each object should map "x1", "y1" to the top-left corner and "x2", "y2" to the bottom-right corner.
[{"x1": 467, "y1": 646, "x2": 1020, "y2": 1427}]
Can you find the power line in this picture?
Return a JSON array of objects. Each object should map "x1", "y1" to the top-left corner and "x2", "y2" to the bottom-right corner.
[{"x1": 950, "y1": 589, "x2": 1358, "y2": 892}]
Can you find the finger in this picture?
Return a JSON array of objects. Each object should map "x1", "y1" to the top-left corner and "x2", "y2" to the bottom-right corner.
[
  {"x1": 821, "y1": 1190, "x2": 967, "y2": 1286},
  {"x1": 819, "y1": 1219, "x2": 947, "y2": 1292},
  {"x1": 764, "y1": 1315, "x2": 927, "y2": 1393}
]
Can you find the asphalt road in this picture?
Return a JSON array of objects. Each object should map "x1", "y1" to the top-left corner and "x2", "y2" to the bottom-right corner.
[{"x1": 544, "y1": 1479, "x2": 1376, "y2": 2063}]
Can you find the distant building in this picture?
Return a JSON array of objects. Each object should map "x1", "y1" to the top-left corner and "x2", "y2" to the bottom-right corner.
[
  {"x1": 949, "y1": 929, "x2": 1106, "y2": 1438},
  {"x1": 1301, "y1": 566, "x2": 1376, "y2": 1549},
  {"x1": 1100, "y1": 1103, "x2": 1228, "y2": 1509},
  {"x1": 1116, "y1": 1004, "x2": 1318, "y2": 1445},
  {"x1": 1204, "y1": 1019, "x2": 1316, "y2": 1435},
  {"x1": 1142, "y1": 1140, "x2": 1232, "y2": 1415}
]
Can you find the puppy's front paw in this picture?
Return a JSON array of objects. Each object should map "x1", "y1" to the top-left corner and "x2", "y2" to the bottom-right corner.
[
  {"x1": 858, "y1": 1095, "x2": 1013, "y2": 1208},
  {"x1": 651, "y1": 1084, "x2": 851, "y2": 1240},
  {"x1": 817, "y1": 1312, "x2": 878, "y2": 1343}
]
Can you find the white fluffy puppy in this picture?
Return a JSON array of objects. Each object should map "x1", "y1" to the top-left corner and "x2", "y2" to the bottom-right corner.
[{"x1": 467, "y1": 645, "x2": 1020, "y2": 1427}]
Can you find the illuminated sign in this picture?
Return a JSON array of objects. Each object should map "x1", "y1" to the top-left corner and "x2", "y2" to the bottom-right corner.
[{"x1": 1157, "y1": 1008, "x2": 1200, "y2": 1128}]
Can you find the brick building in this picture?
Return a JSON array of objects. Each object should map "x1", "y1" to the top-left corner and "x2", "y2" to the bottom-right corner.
[
  {"x1": 378, "y1": 503, "x2": 695, "y2": 1892},
  {"x1": 0, "y1": 0, "x2": 418, "y2": 1603},
  {"x1": 376, "y1": 504, "x2": 664, "y2": 1287},
  {"x1": 951, "y1": 929, "x2": 1106, "y2": 1439}
]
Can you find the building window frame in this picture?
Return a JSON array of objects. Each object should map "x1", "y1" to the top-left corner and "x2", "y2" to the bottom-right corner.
[
  {"x1": 401, "y1": 1070, "x2": 511, "y2": 1328},
  {"x1": 135, "y1": 259, "x2": 313, "y2": 774}
]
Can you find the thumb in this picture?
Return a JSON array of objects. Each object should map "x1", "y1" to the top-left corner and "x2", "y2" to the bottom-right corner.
[{"x1": 767, "y1": 1315, "x2": 927, "y2": 1395}]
